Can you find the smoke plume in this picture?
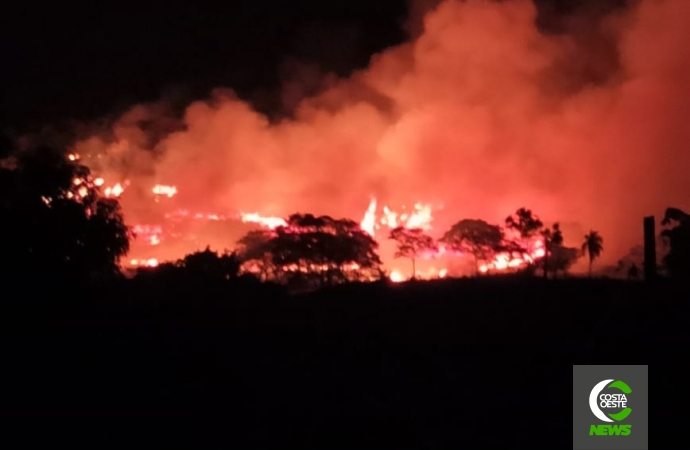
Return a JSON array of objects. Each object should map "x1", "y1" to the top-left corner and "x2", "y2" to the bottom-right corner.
[{"x1": 69, "y1": 0, "x2": 690, "y2": 266}]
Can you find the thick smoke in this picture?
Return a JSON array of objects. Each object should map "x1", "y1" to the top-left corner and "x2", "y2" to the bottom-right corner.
[{"x1": 70, "y1": 0, "x2": 690, "y2": 266}]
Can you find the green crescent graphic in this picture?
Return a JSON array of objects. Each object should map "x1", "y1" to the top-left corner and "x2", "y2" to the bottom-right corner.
[{"x1": 606, "y1": 380, "x2": 632, "y2": 421}]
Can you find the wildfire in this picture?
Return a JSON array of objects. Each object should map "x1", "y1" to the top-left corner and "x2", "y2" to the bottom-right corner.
[
  {"x1": 61, "y1": 174, "x2": 551, "y2": 277},
  {"x1": 478, "y1": 237, "x2": 546, "y2": 274}
]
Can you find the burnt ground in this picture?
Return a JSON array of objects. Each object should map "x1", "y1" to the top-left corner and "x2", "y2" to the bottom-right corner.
[{"x1": 4, "y1": 276, "x2": 686, "y2": 447}]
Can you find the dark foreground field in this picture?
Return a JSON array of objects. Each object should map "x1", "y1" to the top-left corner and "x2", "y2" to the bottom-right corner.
[{"x1": 4, "y1": 276, "x2": 687, "y2": 447}]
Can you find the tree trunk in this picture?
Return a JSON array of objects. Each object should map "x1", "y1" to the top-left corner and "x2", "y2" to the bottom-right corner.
[
  {"x1": 543, "y1": 253, "x2": 548, "y2": 279},
  {"x1": 411, "y1": 257, "x2": 416, "y2": 280},
  {"x1": 589, "y1": 258, "x2": 593, "y2": 278},
  {"x1": 474, "y1": 254, "x2": 479, "y2": 276}
]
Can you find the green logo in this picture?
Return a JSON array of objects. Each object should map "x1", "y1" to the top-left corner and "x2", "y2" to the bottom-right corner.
[{"x1": 589, "y1": 379, "x2": 632, "y2": 436}]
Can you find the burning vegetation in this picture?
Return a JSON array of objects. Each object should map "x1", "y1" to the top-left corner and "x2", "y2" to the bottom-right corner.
[
  {"x1": 60, "y1": 151, "x2": 590, "y2": 285},
  {"x1": 4, "y1": 0, "x2": 690, "y2": 285}
]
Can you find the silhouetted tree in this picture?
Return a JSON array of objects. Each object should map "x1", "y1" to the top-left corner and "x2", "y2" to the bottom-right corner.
[
  {"x1": 628, "y1": 264, "x2": 640, "y2": 280},
  {"x1": 236, "y1": 229, "x2": 277, "y2": 281},
  {"x1": 440, "y1": 219, "x2": 504, "y2": 275},
  {"x1": 549, "y1": 245, "x2": 580, "y2": 277},
  {"x1": 179, "y1": 246, "x2": 240, "y2": 280},
  {"x1": 505, "y1": 207, "x2": 544, "y2": 239},
  {"x1": 582, "y1": 231, "x2": 604, "y2": 278},
  {"x1": 389, "y1": 227, "x2": 438, "y2": 279},
  {"x1": 660, "y1": 207, "x2": 690, "y2": 278},
  {"x1": 239, "y1": 214, "x2": 382, "y2": 289},
  {"x1": 541, "y1": 223, "x2": 564, "y2": 278},
  {"x1": 0, "y1": 145, "x2": 131, "y2": 279}
]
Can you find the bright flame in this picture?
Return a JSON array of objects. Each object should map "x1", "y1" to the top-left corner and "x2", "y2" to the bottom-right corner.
[
  {"x1": 240, "y1": 212, "x2": 288, "y2": 229},
  {"x1": 360, "y1": 197, "x2": 434, "y2": 235},
  {"x1": 67, "y1": 153, "x2": 79, "y2": 161},
  {"x1": 390, "y1": 270, "x2": 405, "y2": 282},
  {"x1": 94, "y1": 177, "x2": 105, "y2": 187},
  {"x1": 152, "y1": 184, "x2": 178, "y2": 198},
  {"x1": 361, "y1": 197, "x2": 377, "y2": 235},
  {"x1": 130, "y1": 258, "x2": 159, "y2": 268},
  {"x1": 104, "y1": 183, "x2": 125, "y2": 198}
]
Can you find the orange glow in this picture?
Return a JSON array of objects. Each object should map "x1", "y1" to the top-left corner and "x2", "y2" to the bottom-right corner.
[
  {"x1": 65, "y1": 0, "x2": 690, "y2": 274},
  {"x1": 390, "y1": 271, "x2": 405, "y2": 282}
]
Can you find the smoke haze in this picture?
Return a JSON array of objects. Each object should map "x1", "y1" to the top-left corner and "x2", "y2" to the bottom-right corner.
[{"x1": 67, "y1": 0, "x2": 690, "y2": 266}]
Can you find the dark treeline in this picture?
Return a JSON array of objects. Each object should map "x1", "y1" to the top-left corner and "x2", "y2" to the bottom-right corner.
[{"x1": 2, "y1": 141, "x2": 689, "y2": 446}]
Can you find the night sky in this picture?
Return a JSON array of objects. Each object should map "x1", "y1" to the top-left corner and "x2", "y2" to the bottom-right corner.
[{"x1": 1, "y1": 0, "x2": 625, "y2": 133}]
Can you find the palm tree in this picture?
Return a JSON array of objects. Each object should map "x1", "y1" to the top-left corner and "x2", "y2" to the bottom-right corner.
[{"x1": 582, "y1": 231, "x2": 604, "y2": 278}]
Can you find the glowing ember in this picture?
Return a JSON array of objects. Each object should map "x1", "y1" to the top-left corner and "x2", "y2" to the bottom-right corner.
[
  {"x1": 67, "y1": 153, "x2": 79, "y2": 161},
  {"x1": 104, "y1": 183, "x2": 125, "y2": 198},
  {"x1": 130, "y1": 258, "x2": 159, "y2": 268},
  {"x1": 390, "y1": 270, "x2": 405, "y2": 282},
  {"x1": 94, "y1": 177, "x2": 105, "y2": 187},
  {"x1": 131, "y1": 225, "x2": 163, "y2": 246},
  {"x1": 240, "y1": 213, "x2": 288, "y2": 229},
  {"x1": 152, "y1": 184, "x2": 177, "y2": 198}
]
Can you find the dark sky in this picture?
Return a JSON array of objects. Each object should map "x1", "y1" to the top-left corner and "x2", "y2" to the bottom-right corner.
[{"x1": 1, "y1": 0, "x2": 623, "y2": 133}]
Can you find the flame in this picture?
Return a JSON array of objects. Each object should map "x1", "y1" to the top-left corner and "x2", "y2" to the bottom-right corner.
[
  {"x1": 361, "y1": 197, "x2": 377, "y2": 235},
  {"x1": 132, "y1": 225, "x2": 163, "y2": 246},
  {"x1": 478, "y1": 236, "x2": 546, "y2": 274},
  {"x1": 67, "y1": 153, "x2": 79, "y2": 161},
  {"x1": 152, "y1": 184, "x2": 177, "y2": 198},
  {"x1": 240, "y1": 212, "x2": 288, "y2": 229},
  {"x1": 130, "y1": 258, "x2": 159, "y2": 268},
  {"x1": 360, "y1": 197, "x2": 434, "y2": 236},
  {"x1": 390, "y1": 270, "x2": 405, "y2": 282},
  {"x1": 104, "y1": 183, "x2": 125, "y2": 198}
]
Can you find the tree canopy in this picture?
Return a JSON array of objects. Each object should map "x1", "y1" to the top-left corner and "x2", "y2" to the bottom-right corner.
[
  {"x1": 0, "y1": 145, "x2": 131, "y2": 279},
  {"x1": 237, "y1": 214, "x2": 383, "y2": 289},
  {"x1": 505, "y1": 208, "x2": 543, "y2": 239},
  {"x1": 440, "y1": 219, "x2": 504, "y2": 274},
  {"x1": 389, "y1": 227, "x2": 438, "y2": 279}
]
